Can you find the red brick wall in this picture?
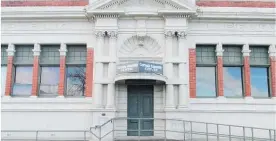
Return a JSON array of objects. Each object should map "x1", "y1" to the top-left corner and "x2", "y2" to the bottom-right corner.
[
  {"x1": 1, "y1": 0, "x2": 88, "y2": 7},
  {"x1": 5, "y1": 56, "x2": 13, "y2": 96},
  {"x1": 196, "y1": 1, "x2": 275, "y2": 8},
  {"x1": 270, "y1": 57, "x2": 276, "y2": 97},
  {"x1": 217, "y1": 56, "x2": 224, "y2": 97},
  {"x1": 189, "y1": 48, "x2": 196, "y2": 98},
  {"x1": 58, "y1": 56, "x2": 66, "y2": 96},
  {"x1": 85, "y1": 48, "x2": 94, "y2": 97},
  {"x1": 243, "y1": 56, "x2": 251, "y2": 97},
  {"x1": 1, "y1": 0, "x2": 274, "y2": 7},
  {"x1": 31, "y1": 56, "x2": 39, "y2": 96}
]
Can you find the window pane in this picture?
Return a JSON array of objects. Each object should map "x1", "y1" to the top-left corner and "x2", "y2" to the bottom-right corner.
[
  {"x1": 196, "y1": 67, "x2": 216, "y2": 97},
  {"x1": 251, "y1": 67, "x2": 269, "y2": 97},
  {"x1": 224, "y1": 67, "x2": 243, "y2": 97},
  {"x1": 1, "y1": 45, "x2": 8, "y2": 64},
  {"x1": 39, "y1": 67, "x2": 59, "y2": 95},
  {"x1": 250, "y1": 46, "x2": 269, "y2": 65},
  {"x1": 66, "y1": 66, "x2": 86, "y2": 96},
  {"x1": 1, "y1": 66, "x2": 7, "y2": 96},
  {"x1": 223, "y1": 45, "x2": 242, "y2": 64},
  {"x1": 13, "y1": 66, "x2": 33, "y2": 96},
  {"x1": 15, "y1": 67, "x2": 33, "y2": 84},
  {"x1": 196, "y1": 45, "x2": 216, "y2": 64},
  {"x1": 13, "y1": 84, "x2": 32, "y2": 96}
]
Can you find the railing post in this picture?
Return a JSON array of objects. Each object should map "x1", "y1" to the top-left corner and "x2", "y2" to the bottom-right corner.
[
  {"x1": 183, "y1": 121, "x2": 186, "y2": 141},
  {"x1": 36, "y1": 131, "x2": 38, "y2": 141},
  {"x1": 113, "y1": 119, "x2": 115, "y2": 141},
  {"x1": 274, "y1": 130, "x2": 276, "y2": 141},
  {"x1": 164, "y1": 119, "x2": 167, "y2": 141},
  {"x1": 99, "y1": 126, "x2": 102, "y2": 141},
  {"x1": 84, "y1": 131, "x2": 86, "y2": 141},
  {"x1": 251, "y1": 127, "x2": 254, "y2": 141},
  {"x1": 217, "y1": 124, "x2": 219, "y2": 141},
  {"x1": 243, "y1": 127, "x2": 246, "y2": 141},
  {"x1": 229, "y1": 125, "x2": 231, "y2": 141},
  {"x1": 190, "y1": 122, "x2": 193, "y2": 140},
  {"x1": 206, "y1": 123, "x2": 208, "y2": 141},
  {"x1": 269, "y1": 130, "x2": 272, "y2": 141},
  {"x1": 138, "y1": 118, "x2": 140, "y2": 141}
]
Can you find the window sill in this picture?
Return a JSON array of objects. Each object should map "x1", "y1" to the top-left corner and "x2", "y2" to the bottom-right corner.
[
  {"x1": 1, "y1": 96, "x2": 92, "y2": 104},
  {"x1": 189, "y1": 97, "x2": 276, "y2": 105}
]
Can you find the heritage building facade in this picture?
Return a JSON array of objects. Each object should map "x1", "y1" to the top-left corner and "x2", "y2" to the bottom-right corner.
[{"x1": 1, "y1": 0, "x2": 276, "y2": 140}]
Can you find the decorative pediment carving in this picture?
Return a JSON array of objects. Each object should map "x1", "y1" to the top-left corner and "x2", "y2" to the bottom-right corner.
[
  {"x1": 119, "y1": 36, "x2": 163, "y2": 58},
  {"x1": 85, "y1": 0, "x2": 196, "y2": 14}
]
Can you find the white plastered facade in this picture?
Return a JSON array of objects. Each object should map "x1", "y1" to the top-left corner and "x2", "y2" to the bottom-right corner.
[{"x1": 1, "y1": 0, "x2": 276, "y2": 140}]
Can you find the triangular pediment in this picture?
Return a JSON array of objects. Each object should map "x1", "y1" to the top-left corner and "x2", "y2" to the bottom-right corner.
[{"x1": 86, "y1": 0, "x2": 195, "y2": 13}]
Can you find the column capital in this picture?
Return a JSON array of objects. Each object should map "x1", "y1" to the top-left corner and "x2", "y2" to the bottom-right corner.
[
  {"x1": 32, "y1": 43, "x2": 41, "y2": 56},
  {"x1": 216, "y1": 43, "x2": 224, "y2": 56},
  {"x1": 7, "y1": 43, "x2": 16, "y2": 56},
  {"x1": 107, "y1": 31, "x2": 118, "y2": 39},
  {"x1": 59, "y1": 43, "x2": 67, "y2": 56},
  {"x1": 269, "y1": 44, "x2": 276, "y2": 57},
  {"x1": 164, "y1": 30, "x2": 174, "y2": 38},
  {"x1": 177, "y1": 31, "x2": 187, "y2": 39},
  {"x1": 242, "y1": 44, "x2": 251, "y2": 56},
  {"x1": 95, "y1": 31, "x2": 106, "y2": 38}
]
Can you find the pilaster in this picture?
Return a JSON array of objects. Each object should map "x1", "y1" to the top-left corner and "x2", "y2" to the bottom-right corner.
[
  {"x1": 57, "y1": 43, "x2": 67, "y2": 98},
  {"x1": 85, "y1": 48, "x2": 94, "y2": 97},
  {"x1": 216, "y1": 43, "x2": 224, "y2": 99},
  {"x1": 4, "y1": 43, "x2": 15, "y2": 97},
  {"x1": 242, "y1": 44, "x2": 252, "y2": 99},
  {"x1": 31, "y1": 43, "x2": 41, "y2": 97},
  {"x1": 164, "y1": 30, "x2": 175, "y2": 109},
  {"x1": 106, "y1": 31, "x2": 117, "y2": 109}
]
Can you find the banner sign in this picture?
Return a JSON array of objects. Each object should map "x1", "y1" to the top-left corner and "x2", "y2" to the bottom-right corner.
[
  {"x1": 117, "y1": 61, "x2": 163, "y2": 75},
  {"x1": 138, "y1": 61, "x2": 163, "y2": 74},
  {"x1": 116, "y1": 62, "x2": 139, "y2": 74}
]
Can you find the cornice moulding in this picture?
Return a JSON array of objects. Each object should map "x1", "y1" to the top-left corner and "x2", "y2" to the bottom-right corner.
[
  {"x1": 1, "y1": 7, "x2": 86, "y2": 19},
  {"x1": 197, "y1": 7, "x2": 276, "y2": 20}
]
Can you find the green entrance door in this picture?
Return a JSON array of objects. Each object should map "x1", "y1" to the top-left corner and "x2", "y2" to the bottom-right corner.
[{"x1": 127, "y1": 85, "x2": 154, "y2": 136}]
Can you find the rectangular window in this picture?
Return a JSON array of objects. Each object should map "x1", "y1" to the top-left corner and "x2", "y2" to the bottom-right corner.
[
  {"x1": 40, "y1": 45, "x2": 60, "y2": 64},
  {"x1": 250, "y1": 46, "x2": 270, "y2": 98},
  {"x1": 39, "y1": 45, "x2": 60, "y2": 97},
  {"x1": 223, "y1": 67, "x2": 243, "y2": 97},
  {"x1": 65, "y1": 44, "x2": 87, "y2": 97},
  {"x1": 39, "y1": 67, "x2": 59, "y2": 96},
  {"x1": 1, "y1": 45, "x2": 8, "y2": 65},
  {"x1": 1, "y1": 66, "x2": 7, "y2": 96},
  {"x1": 12, "y1": 66, "x2": 33, "y2": 96},
  {"x1": 196, "y1": 45, "x2": 217, "y2": 97},
  {"x1": 250, "y1": 67, "x2": 269, "y2": 98},
  {"x1": 66, "y1": 66, "x2": 86, "y2": 96},
  {"x1": 223, "y1": 45, "x2": 243, "y2": 98},
  {"x1": 196, "y1": 67, "x2": 216, "y2": 97},
  {"x1": 14, "y1": 45, "x2": 34, "y2": 64}
]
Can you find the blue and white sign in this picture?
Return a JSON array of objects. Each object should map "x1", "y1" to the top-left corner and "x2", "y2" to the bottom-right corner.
[
  {"x1": 138, "y1": 61, "x2": 163, "y2": 75},
  {"x1": 117, "y1": 61, "x2": 163, "y2": 75}
]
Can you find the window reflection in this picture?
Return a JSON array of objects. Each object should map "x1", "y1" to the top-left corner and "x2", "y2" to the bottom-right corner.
[
  {"x1": 196, "y1": 67, "x2": 216, "y2": 97},
  {"x1": 251, "y1": 67, "x2": 269, "y2": 98},
  {"x1": 39, "y1": 67, "x2": 59, "y2": 96},
  {"x1": 66, "y1": 66, "x2": 86, "y2": 96},
  {"x1": 223, "y1": 67, "x2": 243, "y2": 97},
  {"x1": 12, "y1": 66, "x2": 33, "y2": 96},
  {"x1": 1, "y1": 66, "x2": 7, "y2": 96}
]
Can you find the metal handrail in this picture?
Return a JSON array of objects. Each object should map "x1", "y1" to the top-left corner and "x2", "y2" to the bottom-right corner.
[
  {"x1": 2, "y1": 118, "x2": 275, "y2": 141},
  {"x1": 90, "y1": 117, "x2": 276, "y2": 141}
]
